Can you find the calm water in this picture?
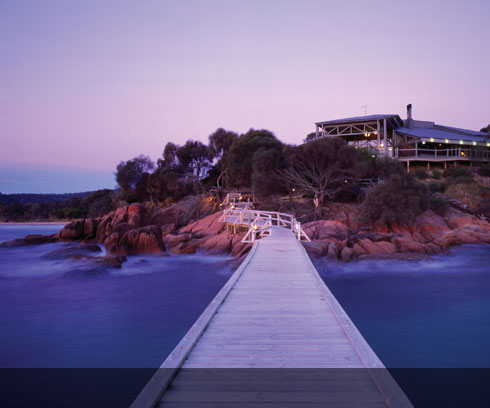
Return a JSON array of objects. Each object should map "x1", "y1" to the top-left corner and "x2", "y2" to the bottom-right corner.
[
  {"x1": 0, "y1": 225, "x2": 233, "y2": 368},
  {"x1": 1, "y1": 225, "x2": 490, "y2": 406},
  {"x1": 317, "y1": 246, "x2": 490, "y2": 369}
]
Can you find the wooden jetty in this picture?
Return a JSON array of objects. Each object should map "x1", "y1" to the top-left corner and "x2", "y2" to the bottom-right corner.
[{"x1": 131, "y1": 212, "x2": 413, "y2": 407}]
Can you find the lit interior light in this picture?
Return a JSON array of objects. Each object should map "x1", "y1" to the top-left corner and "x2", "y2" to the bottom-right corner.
[
  {"x1": 422, "y1": 141, "x2": 426, "y2": 145},
  {"x1": 253, "y1": 224, "x2": 258, "y2": 230},
  {"x1": 461, "y1": 152, "x2": 466, "y2": 156},
  {"x1": 344, "y1": 179, "x2": 348, "y2": 183},
  {"x1": 380, "y1": 143, "x2": 384, "y2": 148},
  {"x1": 371, "y1": 154, "x2": 376, "y2": 158},
  {"x1": 373, "y1": 131, "x2": 378, "y2": 135},
  {"x1": 292, "y1": 188, "x2": 295, "y2": 192},
  {"x1": 231, "y1": 205, "x2": 235, "y2": 210},
  {"x1": 388, "y1": 147, "x2": 392, "y2": 151}
]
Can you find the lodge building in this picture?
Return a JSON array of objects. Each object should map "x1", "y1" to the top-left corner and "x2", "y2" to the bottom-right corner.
[{"x1": 314, "y1": 105, "x2": 490, "y2": 171}]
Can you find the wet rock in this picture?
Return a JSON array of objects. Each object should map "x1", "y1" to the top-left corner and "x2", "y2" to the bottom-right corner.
[
  {"x1": 376, "y1": 241, "x2": 397, "y2": 254},
  {"x1": 104, "y1": 233, "x2": 128, "y2": 256},
  {"x1": 340, "y1": 247, "x2": 354, "y2": 263},
  {"x1": 169, "y1": 242, "x2": 196, "y2": 255},
  {"x1": 352, "y1": 243, "x2": 367, "y2": 255},
  {"x1": 120, "y1": 225, "x2": 166, "y2": 255},
  {"x1": 302, "y1": 241, "x2": 327, "y2": 259},
  {"x1": 303, "y1": 220, "x2": 349, "y2": 241},
  {"x1": 41, "y1": 243, "x2": 102, "y2": 260},
  {"x1": 160, "y1": 223, "x2": 176, "y2": 238},
  {"x1": 198, "y1": 231, "x2": 233, "y2": 254},
  {"x1": 150, "y1": 205, "x2": 185, "y2": 227},
  {"x1": 180, "y1": 212, "x2": 225, "y2": 236},
  {"x1": 392, "y1": 236, "x2": 429, "y2": 254},
  {"x1": 83, "y1": 218, "x2": 98, "y2": 240},
  {"x1": 164, "y1": 233, "x2": 191, "y2": 248},
  {"x1": 0, "y1": 234, "x2": 57, "y2": 247},
  {"x1": 58, "y1": 220, "x2": 85, "y2": 240},
  {"x1": 326, "y1": 242, "x2": 339, "y2": 260},
  {"x1": 413, "y1": 210, "x2": 450, "y2": 241}
]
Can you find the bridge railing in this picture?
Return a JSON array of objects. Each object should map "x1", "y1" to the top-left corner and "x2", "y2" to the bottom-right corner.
[{"x1": 221, "y1": 208, "x2": 311, "y2": 243}]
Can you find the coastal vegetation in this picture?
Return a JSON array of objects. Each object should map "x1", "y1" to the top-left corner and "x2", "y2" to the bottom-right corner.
[{"x1": 2, "y1": 127, "x2": 490, "y2": 229}]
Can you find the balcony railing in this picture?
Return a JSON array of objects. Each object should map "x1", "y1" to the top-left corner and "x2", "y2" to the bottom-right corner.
[{"x1": 395, "y1": 147, "x2": 490, "y2": 161}]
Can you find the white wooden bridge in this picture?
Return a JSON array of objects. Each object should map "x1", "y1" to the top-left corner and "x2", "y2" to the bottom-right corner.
[
  {"x1": 220, "y1": 207, "x2": 311, "y2": 243},
  {"x1": 131, "y1": 209, "x2": 413, "y2": 407}
]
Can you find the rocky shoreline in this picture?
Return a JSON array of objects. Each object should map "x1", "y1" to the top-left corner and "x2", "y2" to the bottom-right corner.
[{"x1": 2, "y1": 200, "x2": 490, "y2": 270}]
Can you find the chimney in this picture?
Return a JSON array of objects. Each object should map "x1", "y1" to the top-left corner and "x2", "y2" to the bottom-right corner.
[{"x1": 406, "y1": 104, "x2": 413, "y2": 129}]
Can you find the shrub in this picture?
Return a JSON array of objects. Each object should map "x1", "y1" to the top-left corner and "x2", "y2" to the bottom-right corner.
[
  {"x1": 477, "y1": 164, "x2": 490, "y2": 177},
  {"x1": 443, "y1": 166, "x2": 473, "y2": 186},
  {"x1": 414, "y1": 168, "x2": 428, "y2": 179},
  {"x1": 361, "y1": 173, "x2": 430, "y2": 224},
  {"x1": 432, "y1": 169, "x2": 442, "y2": 180},
  {"x1": 428, "y1": 181, "x2": 443, "y2": 193},
  {"x1": 444, "y1": 182, "x2": 483, "y2": 209},
  {"x1": 429, "y1": 196, "x2": 450, "y2": 216},
  {"x1": 443, "y1": 166, "x2": 472, "y2": 178}
]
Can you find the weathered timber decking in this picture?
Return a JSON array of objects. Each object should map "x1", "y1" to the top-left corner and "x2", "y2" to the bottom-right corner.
[{"x1": 132, "y1": 226, "x2": 413, "y2": 408}]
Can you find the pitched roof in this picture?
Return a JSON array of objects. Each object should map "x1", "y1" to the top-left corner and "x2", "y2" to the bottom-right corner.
[
  {"x1": 315, "y1": 114, "x2": 403, "y2": 126},
  {"x1": 395, "y1": 126, "x2": 489, "y2": 142}
]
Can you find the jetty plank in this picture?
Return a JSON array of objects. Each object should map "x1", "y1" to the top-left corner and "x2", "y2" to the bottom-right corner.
[{"x1": 131, "y1": 225, "x2": 413, "y2": 408}]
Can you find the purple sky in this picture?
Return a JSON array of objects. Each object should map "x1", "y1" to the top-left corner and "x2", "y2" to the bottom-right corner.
[{"x1": 1, "y1": 0, "x2": 489, "y2": 193}]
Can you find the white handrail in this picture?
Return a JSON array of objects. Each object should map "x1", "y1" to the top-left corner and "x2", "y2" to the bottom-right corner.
[{"x1": 221, "y1": 208, "x2": 311, "y2": 243}]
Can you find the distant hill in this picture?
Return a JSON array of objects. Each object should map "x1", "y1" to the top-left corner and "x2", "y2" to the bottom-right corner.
[{"x1": 0, "y1": 191, "x2": 94, "y2": 205}]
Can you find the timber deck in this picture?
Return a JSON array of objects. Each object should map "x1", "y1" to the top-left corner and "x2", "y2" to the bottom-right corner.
[{"x1": 132, "y1": 226, "x2": 413, "y2": 407}]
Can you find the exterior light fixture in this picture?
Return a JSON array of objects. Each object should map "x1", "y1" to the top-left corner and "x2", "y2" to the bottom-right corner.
[
  {"x1": 473, "y1": 141, "x2": 476, "y2": 146},
  {"x1": 445, "y1": 139, "x2": 449, "y2": 143},
  {"x1": 487, "y1": 143, "x2": 490, "y2": 147},
  {"x1": 292, "y1": 188, "x2": 295, "y2": 192},
  {"x1": 374, "y1": 131, "x2": 378, "y2": 135},
  {"x1": 231, "y1": 205, "x2": 235, "y2": 210},
  {"x1": 430, "y1": 138, "x2": 434, "y2": 142},
  {"x1": 422, "y1": 141, "x2": 426, "y2": 145},
  {"x1": 344, "y1": 179, "x2": 348, "y2": 183},
  {"x1": 380, "y1": 143, "x2": 384, "y2": 148},
  {"x1": 459, "y1": 140, "x2": 463, "y2": 145},
  {"x1": 253, "y1": 224, "x2": 258, "y2": 230},
  {"x1": 371, "y1": 154, "x2": 376, "y2": 158}
]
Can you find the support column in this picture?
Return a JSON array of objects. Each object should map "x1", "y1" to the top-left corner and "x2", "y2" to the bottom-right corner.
[
  {"x1": 383, "y1": 118, "x2": 388, "y2": 156},
  {"x1": 407, "y1": 161, "x2": 410, "y2": 172},
  {"x1": 377, "y1": 120, "x2": 381, "y2": 154},
  {"x1": 316, "y1": 125, "x2": 319, "y2": 139},
  {"x1": 427, "y1": 162, "x2": 430, "y2": 171}
]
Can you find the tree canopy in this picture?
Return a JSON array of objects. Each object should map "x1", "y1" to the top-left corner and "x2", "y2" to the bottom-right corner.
[{"x1": 225, "y1": 129, "x2": 283, "y2": 188}]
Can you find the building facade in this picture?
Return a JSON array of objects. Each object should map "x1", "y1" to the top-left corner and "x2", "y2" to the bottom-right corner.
[{"x1": 314, "y1": 105, "x2": 490, "y2": 170}]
